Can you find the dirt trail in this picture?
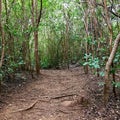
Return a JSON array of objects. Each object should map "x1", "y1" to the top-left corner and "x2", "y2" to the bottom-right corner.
[
  {"x1": 0, "y1": 67, "x2": 120, "y2": 120},
  {"x1": 0, "y1": 67, "x2": 91, "y2": 120}
]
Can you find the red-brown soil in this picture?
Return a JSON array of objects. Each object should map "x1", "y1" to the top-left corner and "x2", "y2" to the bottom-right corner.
[{"x1": 0, "y1": 67, "x2": 120, "y2": 120}]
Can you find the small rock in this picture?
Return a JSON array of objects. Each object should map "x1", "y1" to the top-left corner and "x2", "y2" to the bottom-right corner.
[
  {"x1": 61, "y1": 101, "x2": 74, "y2": 107},
  {"x1": 61, "y1": 97, "x2": 90, "y2": 107}
]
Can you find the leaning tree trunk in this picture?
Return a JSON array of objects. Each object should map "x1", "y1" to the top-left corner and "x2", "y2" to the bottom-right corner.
[
  {"x1": 103, "y1": 0, "x2": 116, "y2": 97},
  {"x1": 104, "y1": 33, "x2": 120, "y2": 105}
]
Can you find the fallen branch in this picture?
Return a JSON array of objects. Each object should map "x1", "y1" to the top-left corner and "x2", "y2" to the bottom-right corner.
[
  {"x1": 57, "y1": 109, "x2": 69, "y2": 114},
  {"x1": 51, "y1": 93, "x2": 77, "y2": 99}
]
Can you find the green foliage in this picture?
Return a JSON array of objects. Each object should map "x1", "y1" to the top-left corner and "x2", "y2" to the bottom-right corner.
[
  {"x1": 98, "y1": 81, "x2": 120, "y2": 89},
  {"x1": 99, "y1": 71, "x2": 105, "y2": 77},
  {"x1": 0, "y1": 0, "x2": 119, "y2": 85},
  {"x1": 114, "y1": 52, "x2": 120, "y2": 70},
  {"x1": 84, "y1": 36, "x2": 97, "y2": 45},
  {"x1": 0, "y1": 54, "x2": 25, "y2": 82},
  {"x1": 41, "y1": 57, "x2": 50, "y2": 69},
  {"x1": 83, "y1": 53, "x2": 100, "y2": 69},
  {"x1": 112, "y1": 82, "x2": 120, "y2": 88},
  {"x1": 115, "y1": 82, "x2": 120, "y2": 88}
]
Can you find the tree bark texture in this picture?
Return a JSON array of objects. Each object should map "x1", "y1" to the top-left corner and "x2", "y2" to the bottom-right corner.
[
  {"x1": 0, "y1": 0, "x2": 5, "y2": 68},
  {"x1": 31, "y1": 0, "x2": 42, "y2": 75},
  {"x1": 104, "y1": 33, "x2": 120, "y2": 104}
]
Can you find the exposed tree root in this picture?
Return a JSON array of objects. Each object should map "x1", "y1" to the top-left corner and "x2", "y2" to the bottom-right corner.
[{"x1": 12, "y1": 99, "x2": 49, "y2": 113}]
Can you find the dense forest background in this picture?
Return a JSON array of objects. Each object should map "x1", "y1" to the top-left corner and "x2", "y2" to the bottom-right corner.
[{"x1": 0, "y1": 0, "x2": 120, "y2": 103}]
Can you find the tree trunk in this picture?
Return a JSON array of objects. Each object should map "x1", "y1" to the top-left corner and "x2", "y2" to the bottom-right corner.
[
  {"x1": 0, "y1": 0, "x2": 5, "y2": 68},
  {"x1": 103, "y1": 0, "x2": 116, "y2": 97},
  {"x1": 0, "y1": 0, "x2": 5, "y2": 90},
  {"x1": 63, "y1": 8, "x2": 69, "y2": 69},
  {"x1": 104, "y1": 33, "x2": 120, "y2": 104},
  {"x1": 82, "y1": 3, "x2": 89, "y2": 74},
  {"x1": 34, "y1": 30, "x2": 40, "y2": 74},
  {"x1": 31, "y1": 0, "x2": 42, "y2": 75}
]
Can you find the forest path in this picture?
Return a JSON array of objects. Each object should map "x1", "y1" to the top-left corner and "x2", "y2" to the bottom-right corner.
[{"x1": 0, "y1": 67, "x2": 100, "y2": 120}]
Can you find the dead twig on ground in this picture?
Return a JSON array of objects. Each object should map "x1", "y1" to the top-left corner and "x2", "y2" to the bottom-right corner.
[
  {"x1": 62, "y1": 85, "x2": 75, "y2": 92},
  {"x1": 51, "y1": 93, "x2": 77, "y2": 99},
  {"x1": 57, "y1": 109, "x2": 69, "y2": 114}
]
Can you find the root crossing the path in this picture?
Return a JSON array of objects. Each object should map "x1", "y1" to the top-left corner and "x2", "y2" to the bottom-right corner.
[{"x1": 0, "y1": 67, "x2": 120, "y2": 120}]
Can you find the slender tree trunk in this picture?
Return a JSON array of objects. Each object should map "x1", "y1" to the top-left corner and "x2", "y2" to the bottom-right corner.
[
  {"x1": 104, "y1": 33, "x2": 120, "y2": 104},
  {"x1": 63, "y1": 8, "x2": 69, "y2": 69},
  {"x1": 4, "y1": 0, "x2": 15, "y2": 59},
  {"x1": 21, "y1": 0, "x2": 31, "y2": 71},
  {"x1": 0, "y1": 0, "x2": 5, "y2": 68},
  {"x1": 90, "y1": 0, "x2": 100, "y2": 76},
  {"x1": 0, "y1": 0, "x2": 5, "y2": 90},
  {"x1": 34, "y1": 30, "x2": 40, "y2": 74},
  {"x1": 82, "y1": 4, "x2": 89, "y2": 74},
  {"x1": 31, "y1": 0, "x2": 42, "y2": 75}
]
